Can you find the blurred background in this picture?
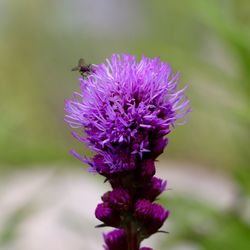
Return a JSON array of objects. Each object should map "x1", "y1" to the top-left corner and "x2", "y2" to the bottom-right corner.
[{"x1": 0, "y1": 0, "x2": 250, "y2": 249}]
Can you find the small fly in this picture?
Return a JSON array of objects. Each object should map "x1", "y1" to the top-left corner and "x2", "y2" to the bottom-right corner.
[{"x1": 71, "y1": 58, "x2": 94, "y2": 78}]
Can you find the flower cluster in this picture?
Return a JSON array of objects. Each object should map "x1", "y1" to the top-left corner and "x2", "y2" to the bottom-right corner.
[{"x1": 65, "y1": 54, "x2": 190, "y2": 249}]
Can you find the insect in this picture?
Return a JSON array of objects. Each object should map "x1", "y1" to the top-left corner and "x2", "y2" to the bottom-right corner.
[{"x1": 71, "y1": 58, "x2": 94, "y2": 78}]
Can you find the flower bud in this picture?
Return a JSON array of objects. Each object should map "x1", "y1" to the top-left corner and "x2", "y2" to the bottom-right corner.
[
  {"x1": 150, "y1": 137, "x2": 168, "y2": 159},
  {"x1": 102, "y1": 188, "x2": 131, "y2": 211},
  {"x1": 93, "y1": 155, "x2": 110, "y2": 176},
  {"x1": 95, "y1": 203, "x2": 121, "y2": 227},
  {"x1": 139, "y1": 159, "x2": 155, "y2": 180},
  {"x1": 103, "y1": 229, "x2": 127, "y2": 250},
  {"x1": 135, "y1": 199, "x2": 169, "y2": 237},
  {"x1": 139, "y1": 177, "x2": 167, "y2": 201}
]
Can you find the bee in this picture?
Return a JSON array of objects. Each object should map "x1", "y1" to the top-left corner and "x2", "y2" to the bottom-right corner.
[{"x1": 71, "y1": 58, "x2": 94, "y2": 78}]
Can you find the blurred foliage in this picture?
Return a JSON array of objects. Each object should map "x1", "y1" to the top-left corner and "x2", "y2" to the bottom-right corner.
[{"x1": 160, "y1": 195, "x2": 250, "y2": 250}]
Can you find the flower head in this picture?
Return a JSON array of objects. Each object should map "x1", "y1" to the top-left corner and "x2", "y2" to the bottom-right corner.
[
  {"x1": 95, "y1": 202, "x2": 121, "y2": 227},
  {"x1": 138, "y1": 159, "x2": 156, "y2": 180},
  {"x1": 65, "y1": 54, "x2": 190, "y2": 175},
  {"x1": 65, "y1": 53, "x2": 190, "y2": 249},
  {"x1": 102, "y1": 188, "x2": 132, "y2": 211},
  {"x1": 138, "y1": 177, "x2": 167, "y2": 201},
  {"x1": 103, "y1": 229, "x2": 127, "y2": 250},
  {"x1": 135, "y1": 199, "x2": 169, "y2": 237}
]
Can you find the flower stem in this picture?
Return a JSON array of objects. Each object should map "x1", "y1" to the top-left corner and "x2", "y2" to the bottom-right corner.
[{"x1": 127, "y1": 223, "x2": 138, "y2": 250}]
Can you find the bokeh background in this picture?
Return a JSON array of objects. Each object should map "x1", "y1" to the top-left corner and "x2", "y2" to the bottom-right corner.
[{"x1": 0, "y1": 0, "x2": 250, "y2": 249}]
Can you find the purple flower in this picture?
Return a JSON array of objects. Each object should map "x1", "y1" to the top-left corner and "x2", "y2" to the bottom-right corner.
[
  {"x1": 135, "y1": 199, "x2": 169, "y2": 237},
  {"x1": 103, "y1": 229, "x2": 127, "y2": 250},
  {"x1": 149, "y1": 137, "x2": 168, "y2": 159},
  {"x1": 65, "y1": 53, "x2": 190, "y2": 249},
  {"x1": 95, "y1": 203, "x2": 121, "y2": 227},
  {"x1": 102, "y1": 188, "x2": 132, "y2": 211},
  {"x1": 138, "y1": 177, "x2": 167, "y2": 201},
  {"x1": 138, "y1": 159, "x2": 156, "y2": 180},
  {"x1": 65, "y1": 54, "x2": 190, "y2": 175},
  {"x1": 92, "y1": 154, "x2": 110, "y2": 176}
]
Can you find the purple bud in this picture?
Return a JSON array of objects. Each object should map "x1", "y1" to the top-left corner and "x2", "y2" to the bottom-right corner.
[
  {"x1": 95, "y1": 203, "x2": 121, "y2": 227},
  {"x1": 135, "y1": 199, "x2": 169, "y2": 236},
  {"x1": 139, "y1": 177, "x2": 167, "y2": 201},
  {"x1": 140, "y1": 248, "x2": 153, "y2": 250},
  {"x1": 102, "y1": 188, "x2": 131, "y2": 211},
  {"x1": 93, "y1": 155, "x2": 110, "y2": 176},
  {"x1": 150, "y1": 137, "x2": 168, "y2": 159},
  {"x1": 103, "y1": 229, "x2": 127, "y2": 250},
  {"x1": 139, "y1": 159, "x2": 155, "y2": 180}
]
